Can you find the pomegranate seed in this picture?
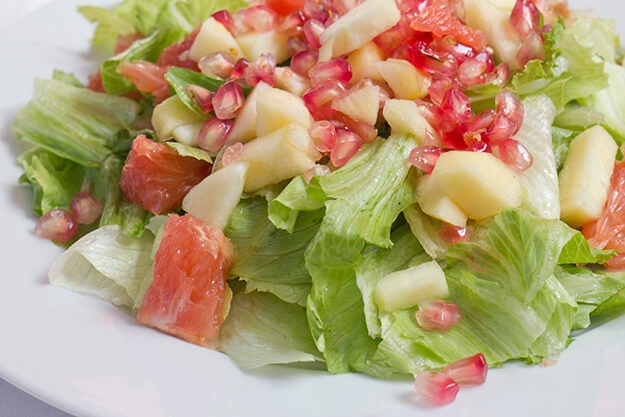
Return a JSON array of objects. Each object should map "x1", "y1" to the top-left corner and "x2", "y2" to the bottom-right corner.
[
  {"x1": 279, "y1": 10, "x2": 306, "y2": 35},
  {"x1": 274, "y1": 67, "x2": 312, "y2": 96},
  {"x1": 486, "y1": 63, "x2": 510, "y2": 87},
  {"x1": 332, "y1": 113, "x2": 378, "y2": 143},
  {"x1": 331, "y1": 130, "x2": 363, "y2": 167},
  {"x1": 70, "y1": 192, "x2": 103, "y2": 225},
  {"x1": 465, "y1": 139, "x2": 491, "y2": 153},
  {"x1": 431, "y1": 36, "x2": 475, "y2": 64},
  {"x1": 287, "y1": 37, "x2": 308, "y2": 55},
  {"x1": 428, "y1": 75, "x2": 454, "y2": 107},
  {"x1": 198, "y1": 117, "x2": 233, "y2": 152},
  {"x1": 439, "y1": 223, "x2": 471, "y2": 243},
  {"x1": 212, "y1": 10, "x2": 236, "y2": 35},
  {"x1": 244, "y1": 53, "x2": 277, "y2": 87},
  {"x1": 510, "y1": 0, "x2": 541, "y2": 37},
  {"x1": 496, "y1": 90, "x2": 524, "y2": 126},
  {"x1": 291, "y1": 49, "x2": 319, "y2": 77},
  {"x1": 463, "y1": 109, "x2": 496, "y2": 133},
  {"x1": 416, "y1": 100, "x2": 453, "y2": 136},
  {"x1": 243, "y1": 5, "x2": 279, "y2": 32},
  {"x1": 231, "y1": 58, "x2": 250, "y2": 80},
  {"x1": 413, "y1": 371, "x2": 459, "y2": 407},
  {"x1": 408, "y1": 146, "x2": 443, "y2": 174},
  {"x1": 304, "y1": 164, "x2": 332, "y2": 183},
  {"x1": 302, "y1": 79, "x2": 346, "y2": 118},
  {"x1": 187, "y1": 85, "x2": 215, "y2": 113},
  {"x1": 35, "y1": 209, "x2": 78, "y2": 243},
  {"x1": 516, "y1": 31, "x2": 545, "y2": 67},
  {"x1": 410, "y1": 42, "x2": 458, "y2": 76},
  {"x1": 232, "y1": 9, "x2": 252, "y2": 35},
  {"x1": 310, "y1": 120, "x2": 337, "y2": 152},
  {"x1": 440, "y1": 87, "x2": 472, "y2": 124},
  {"x1": 221, "y1": 142, "x2": 244, "y2": 167},
  {"x1": 486, "y1": 114, "x2": 518, "y2": 143},
  {"x1": 308, "y1": 58, "x2": 352, "y2": 87},
  {"x1": 493, "y1": 138, "x2": 534, "y2": 172},
  {"x1": 303, "y1": 0, "x2": 330, "y2": 23},
  {"x1": 198, "y1": 52, "x2": 235, "y2": 79},
  {"x1": 416, "y1": 299, "x2": 462, "y2": 331},
  {"x1": 443, "y1": 353, "x2": 488, "y2": 386},
  {"x1": 212, "y1": 81, "x2": 245, "y2": 119},
  {"x1": 303, "y1": 19, "x2": 325, "y2": 49}
]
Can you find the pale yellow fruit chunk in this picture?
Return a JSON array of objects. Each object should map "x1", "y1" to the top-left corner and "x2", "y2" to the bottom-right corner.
[
  {"x1": 256, "y1": 87, "x2": 313, "y2": 137},
  {"x1": 226, "y1": 81, "x2": 272, "y2": 146},
  {"x1": 432, "y1": 151, "x2": 522, "y2": 220},
  {"x1": 236, "y1": 30, "x2": 290, "y2": 63},
  {"x1": 559, "y1": 125, "x2": 618, "y2": 228},
  {"x1": 382, "y1": 99, "x2": 439, "y2": 144},
  {"x1": 374, "y1": 261, "x2": 449, "y2": 312},
  {"x1": 238, "y1": 123, "x2": 321, "y2": 192},
  {"x1": 416, "y1": 175, "x2": 467, "y2": 227},
  {"x1": 346, "y1": 42, "x2": 385, "y2": 83},
  {"x1": 331, "y1": 84, "x2": 380, "y2": 125},
  {"x1": 189, "y1": 17, "x2": 244, "y2": 62},
  {"x1": 375, "y1": 59, "x2": 429, "y2": 100},
  {"x1": 318, "y1": 0, "x2": 400, "y2": 61},
  {"x1": 182, "y1": 162, "x2": 248, "y2": 230},
  {"x1": 172, "y1": 121, "x2": 203, "y2": 146},
  {"x1": 152, "y1": 96, "x2": 203, "y2": 141}
]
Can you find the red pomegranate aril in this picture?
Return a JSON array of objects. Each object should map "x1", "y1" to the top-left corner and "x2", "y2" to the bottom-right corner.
[
  {"x1": 497, "y1": 90, "x2": 523, "y2": 123},
  {"x1": 279, "y1": 10, "x2": 307, "y2": 34},
  {"x1": 408, "y1": 146, "x2": 443, "y2": 174},
  {"x1": 35, "y1": 209, "x2": 78, "y2": 243},
  {"x1": 303, "y1": 0, "x2": 330, "y2": 23},
  {"x1": 243, "y1": 5, "x2": 279, "y2": 32},
  {"x1": 510, "y1": 0, "x2": 541, "y2": 37},
  {"x1": 413, "y1": 371, "x2": 459, "y2": 407},
  {"x1": 440, "y1": 87, "x2": 472, "y2": 124},
  {"x1": 443, "y1": 353, "x2": 488, "y2": 386},
  {"x1": 231, "y1": 58, "x2": 250, "y2": 80},
  {"x1": 334, "y1": 113, "x2": 378, "y2": 143},
  {"x1": 463, "y1": 109, "x2": 496, "y2": 133},
  {"x1": 493, "y1": 138, "x2": 534, "y2": 173},
  {"x1": 331, "y1": 130, "x2": 363, "y2": 167},
  {"x1": 212, "y1": 10, "x2": 236, "y2": 35},
  {"x1": 431, "y1": 36, "x2": 475, "y2": 64},
  {"x1": 303, "y1": 19, "x2": 325, "y2": 49},
  {"x1": 439, "y1": 223, "x2": 471, "y2": 243},
  {"x1": 486, "y1": 114, "x2": 519, "y2": 143},
  {"x1": 198, "y1": 117, "x2": 234, "y2": 152},
  {"x1": 291, "y1": 49, "x2": 319, "y2": 77},
  {"x1": 245, "y1": 53, "x2": 277, "y2": 87},
  {"x1": 198, "y1": 52, "x2": 235, "y2": 79},
  {"x1": 308, "y1": 58, "x2": 352, "y2": 87},
  {"x1": 304, "y1": 164, "x2": 332, "y2": 183},
  {"x1": 487, "y1": 63, "x2": 511, "y2": 87},
  {"x1": 212, "y1": 81, "x2": 245, "y2": 120},
  {"x1": 410, "y1": 42, "x2": 458, "y2": 76},
  {"x1": 221, "y1": 142, "x2": 244, "y2": 167},
  {"x1": 310, "y1": 120, "x2": 337, "y2": 152},
  {"x1": 465, "y1": 139, "x2": 491, "y2": 153},
  {"x1": 187, "y1": 85, "x2": 215, "y2": 113},
  {"x1": 70, "y1": 192, "x2": 103, "y2": 225},
  {"x1": 287, "y1": 37, "x2": 308, "y2": 55},
  {"x1": 416, "y1": 299, "x2": 462, "y2": 331},
  {"x1": 302, "y1": 79, "x2": 346, "y2": 118},
  {"x1": 516, "y1": 31, "x2": 545, "y2": 67},
  {"x1": 232, "y1": 9, "x2": 252, "y2": 35}
]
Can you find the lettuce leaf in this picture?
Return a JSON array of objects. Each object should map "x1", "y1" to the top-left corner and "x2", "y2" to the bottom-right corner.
[{"x1": 268, "y1": 175, "x2": 327, "y2": 232}]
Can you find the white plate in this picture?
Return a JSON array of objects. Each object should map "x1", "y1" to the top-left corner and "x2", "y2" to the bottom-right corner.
[{"x1": 1, "y1": 1, "x2": 625, "y2": 416}]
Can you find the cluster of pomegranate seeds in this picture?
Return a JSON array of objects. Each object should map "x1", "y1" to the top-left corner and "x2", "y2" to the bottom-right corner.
[
  {"x1": 35, "y1": 192, "x2": 103, "y2": 243},
  {"x1": 416, "y1": 299, "x2": 462, "y2": 331},
  {"x1": 414, "y1": 353, "x2": 488, "y2": 406},
  {"x1": 509, "y1": 0, "x2": 546, "y2": 66}
]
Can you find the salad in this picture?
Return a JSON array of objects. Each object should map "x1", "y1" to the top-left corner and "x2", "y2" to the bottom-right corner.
[{"x1": 11, "y1": 0, "x2": 625, "y2": 407}]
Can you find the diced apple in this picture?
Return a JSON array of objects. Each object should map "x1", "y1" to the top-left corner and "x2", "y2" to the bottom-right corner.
[
  {"x1": 346, "y1": 42, "x2": 385, "y2": 83},
  {"x1": 172, "y1": 121, "x2": 203, "y2": 146},
  {"x1": 237, "y1": 123, "x2": 321, "y2": 192},
  {"x1": 318, "y1": 0, "x2": 400, "y2": 61},
  {"x1": 432, "y1": 151, "x2": 522, "y2": 220},
  {"x1": 182, "y1": 162, "x2": 248, "y2": 229},
  {"x1": 374, "y1": 261, "x2": 449, "y2": 312},
  {"x1": 189, "y1": 17, "x2": 244, "y2": 62},
  {"x1": 274, "y1": 67, "x2": 311, "y2": 96},
  {"x1": 255, "y1": 87, "x2": 313, "y2": 137},
  {"x1": 416, "y1": 175, "x2": 467, "y2": 227},
  {"x1": 375, "y1": 59, "x2": 429, "y2": 100},
  {"x1": 464, "y1": 0, "x2": 521, "y2": 69},
  {"x1": 331, "y1": 84, "x2": 380, "y2": 125},
  {"x1": 236, "y1": 30, "x2": 290, "y2": 63},
  {"x1": 152, "y1": 95, "x2": 203, "y2": 141},
  {"x1": 225, "y1": 81, "x2": 271, "y2": 145},
  {"x1": 382, "y1": 99, "x2": 440, "y2": 144},
  {"x1": 559, "y1": 125, "x2": 618, "y2": 228}
]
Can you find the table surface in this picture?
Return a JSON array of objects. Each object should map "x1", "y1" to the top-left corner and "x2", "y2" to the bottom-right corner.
[{"x1": 0, "y1": 3, "x2": 74, "y2": 416}]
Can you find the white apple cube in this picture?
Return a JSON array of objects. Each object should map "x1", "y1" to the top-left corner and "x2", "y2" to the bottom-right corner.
[
  {"x1": 432, "y1": 151, "x2": 522, "y2": 220},
  {"x1": 255, "y1": 87, "x2": 313, "y2": 137},
  {"x1": 189, "y1": 17, "x2": 244, "y2": 62},
  {"x1": 237, "y1": 123, "x2": 321, "y2": 192},
  {"x1": 152, "y1": 95, "x2": 203, "y2": 141},
  {"x1": 331, "y1": 84, "x2": 380, "y2": 125},
  {"x1": 382, "y1": 99, "x2": 440, "y2": 144},
  {"x1": 347, "y1": 42, "x2": 385, "y2": 83},
  {"x1": 182, "y1": 162, "x2": 248, "y2": 229},
  {"x1": 318, "y1": 0, "x2": 400, "y2": 61},
  {"x1": 225, "y1": 81, "x2": 272, "y2": 145},
  {"x1": 236, "y1": 30, "x2": 290, "y2": 63},
  {"x1": 375, "y1": 59, "x2": 429, "y2": 100},
  {"x1": 416, "y1": 175, "x2": 467, "y2": 227},
  {"x1": 172, "y1": 121, "x2": 203, "y2": 146},
  {"x1": 559, "y1": 125, "x2": 618, "y2": 228},
  {"x1": 374, "y1": 261, "x2": 449, "y2": 312},
  {"x1": 464, "y1": 0, "x2": 521, "y2": 69}
]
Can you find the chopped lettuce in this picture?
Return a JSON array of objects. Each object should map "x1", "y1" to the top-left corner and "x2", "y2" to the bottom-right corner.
[{"x1": 268, "y1": 175, "x2": 327, "y2": 232}]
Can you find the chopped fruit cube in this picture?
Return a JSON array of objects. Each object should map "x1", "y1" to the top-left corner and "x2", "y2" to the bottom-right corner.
[
  {"x1": 416, "y1": 175, "x2": 468, "y2": 228},
  {"x1": 189, "y1": 17, "x2": 244, "y2": 62},
  {"x1": 383, "y1": 99, "x2": 439, "y2": 144},
  {"x1": 375, "y1": 59, "x2": 430, "y2": 100},
  {"x1": 255, "y1": 86, "x2": 313, "y2": 137},
  {"x1": 152, "y1": 95, "x2": 203, "y2": 141}
]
